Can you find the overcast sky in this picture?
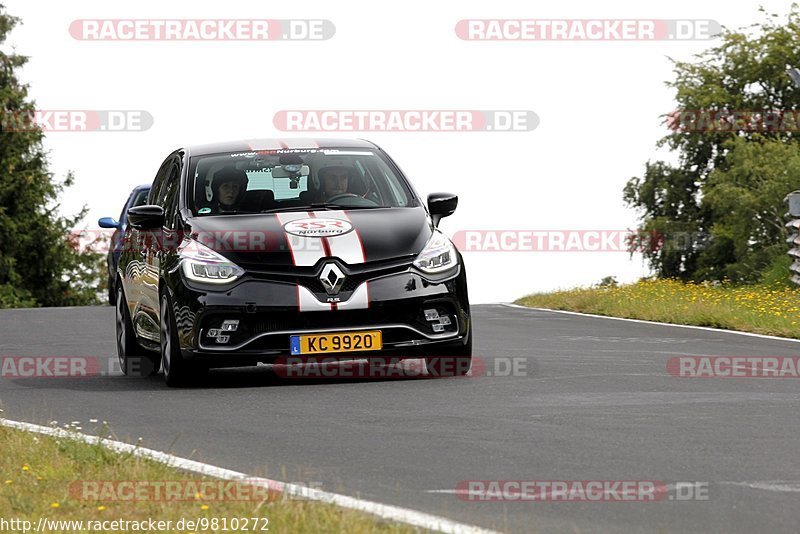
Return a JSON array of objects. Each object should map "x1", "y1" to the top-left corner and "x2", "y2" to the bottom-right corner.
[{"x1": 3, "y1": 0, "x2": 793, "y2": 303}]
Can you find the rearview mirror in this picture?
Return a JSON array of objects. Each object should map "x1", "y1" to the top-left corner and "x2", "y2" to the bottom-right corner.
[
  {"x1": 98, "y1": 217, "x2": 120, "y2": 229},
  {"x1": 127, "y1": 205, "x2": 165, "y2": 230},
  {"x1": 428, "y1": 192, "x2": 458, "y2": 227},
  {"x1": 271, "y1": 164, "x2": 310, "y2": 178}
]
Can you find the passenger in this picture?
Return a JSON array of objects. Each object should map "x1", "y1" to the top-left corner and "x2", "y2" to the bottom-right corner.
[{"x1": 211, "y1": 168, "x2": 248, "y2": 213}]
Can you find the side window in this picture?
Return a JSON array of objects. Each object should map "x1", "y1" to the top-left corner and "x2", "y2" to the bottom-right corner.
[
  {"x1": 161, "y1": 163, "x2": 181, "y2": 229},
  {"x1": 132, "y1": 190, "x2": 150, "y2": 207},
  {"x1": 118, "y1": 203, "x2": 127, "y2": 225},
  {"x1": 148, "y1": 157, "x2": 172, "y2": 205}
]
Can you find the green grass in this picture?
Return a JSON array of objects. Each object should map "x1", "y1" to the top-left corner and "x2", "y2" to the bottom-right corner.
[
  {"x1": 0, "y1": 425, "x2": 417, "y2": 533},
  {"x1": 516, "y1": 278, "x2": 800, "y2": 339}
]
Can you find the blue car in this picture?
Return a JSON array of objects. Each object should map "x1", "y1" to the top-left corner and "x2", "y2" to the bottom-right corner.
[{"x1": 98, "y1": 184, "x2": 151, "y2": 305}]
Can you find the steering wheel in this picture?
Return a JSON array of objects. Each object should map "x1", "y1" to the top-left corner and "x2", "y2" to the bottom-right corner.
[{"x1": 325, "y1": 193, "x2": 361, "y2": 203}]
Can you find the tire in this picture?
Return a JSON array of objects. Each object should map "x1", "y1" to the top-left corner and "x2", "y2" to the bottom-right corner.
[
  {"x1": 107, "y1": 275, "x2": 116, "y2": 306},
  {"x1": 424, "y1": 333, "x2": 472, "y2": 377},
  {"x1": 116, "y1": 284, "x2": 160, "y2": 377},
  {"x1": 160, "y1": 292, "x2": 206, "y2": 387}
]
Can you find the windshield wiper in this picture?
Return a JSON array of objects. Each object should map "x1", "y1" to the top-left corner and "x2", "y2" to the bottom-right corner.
[
  {"x1": 261, "y1": 203, "x2": 388, "y2": 213},
  {"x1": 259, "y1": 205, "x2": 317, "y2": 213},
  {"x1": 313, "y1": 203, "x2": 388, "y2": 210}
]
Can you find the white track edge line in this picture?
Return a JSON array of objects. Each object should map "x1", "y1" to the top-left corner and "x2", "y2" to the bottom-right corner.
[
  {"x1": 0, "y1": 418, "x2": 498, "y2": 534},
  {"x1": 500, "y1": 304, "x2": 800, "y2": 344}
]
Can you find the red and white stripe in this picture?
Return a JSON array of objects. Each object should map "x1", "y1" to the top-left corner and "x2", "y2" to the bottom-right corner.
[
  {"x1": 278, "y1": 211, "x2": 369, "y2": 311},
  {"x1": 276, "y1": 212, "x2": 327, "y2": 267},
  {"x1": 321, "y1": 210, "x2": 366, "y2": 265},
  {"x1": 336, "y1": 282, "x2": 369, "y2": 311}
]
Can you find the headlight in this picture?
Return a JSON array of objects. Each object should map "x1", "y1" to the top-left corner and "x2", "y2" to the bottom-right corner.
[
  {"x1": 413, "y1": 230, "x2": 458, "y2": 274},
  {"x1": 179, "y1": 239, "x2": 245, "y2": 284}
]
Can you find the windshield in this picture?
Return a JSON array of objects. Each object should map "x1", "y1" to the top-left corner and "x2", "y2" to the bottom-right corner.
[{"x1": 188, "y1": 148, "x2": 417, "y2": 216}]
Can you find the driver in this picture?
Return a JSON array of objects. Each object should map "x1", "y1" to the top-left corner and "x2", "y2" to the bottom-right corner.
[
  {"x1": 318, "y1": 166, "x2": 352, "y2": 200},
  {"x1": 211, "y1": 168, "x2": 249, "y2": 213}
]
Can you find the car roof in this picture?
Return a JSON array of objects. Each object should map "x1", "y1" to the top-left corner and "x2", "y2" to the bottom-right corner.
[{"x1": 184, "y1": 138, "x2": 379, "y2": 157}]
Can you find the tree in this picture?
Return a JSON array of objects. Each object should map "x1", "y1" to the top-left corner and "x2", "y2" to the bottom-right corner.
[
  {"x1": 0, "y1": 4, "x2": 102, "y2": 307},
  {"x1": 624, "y1": 5, "x2": 800, "y2": 282},
  {"x1": 702, "y1": 137, "x2": 800, "y2": 281}
]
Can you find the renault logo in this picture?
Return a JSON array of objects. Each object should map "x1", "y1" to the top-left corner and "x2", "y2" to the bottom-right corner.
[{"x1": 320, "y1": 264, "x2": 345, "y2": 295}]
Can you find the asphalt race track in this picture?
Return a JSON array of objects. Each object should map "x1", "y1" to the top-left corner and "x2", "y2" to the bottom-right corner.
[{"x1": 1, "y1": 304, "x2": 799, "y2": 533}]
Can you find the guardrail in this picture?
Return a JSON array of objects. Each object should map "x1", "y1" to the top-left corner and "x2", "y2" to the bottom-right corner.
[{"x1": 786, "y1": 191, "x2": 800, "y2": 285}]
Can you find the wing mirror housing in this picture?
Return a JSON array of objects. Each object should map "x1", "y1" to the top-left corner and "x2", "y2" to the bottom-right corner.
[
  {"x1": 127, "y1": 205, "x2": 165, "y2": 230},
  {"x1": 98, "y1": 217, "x2": 120, "y2": 229},
  {"x1": 427, "y1": 192, "x2": 458, "y2": 227}
]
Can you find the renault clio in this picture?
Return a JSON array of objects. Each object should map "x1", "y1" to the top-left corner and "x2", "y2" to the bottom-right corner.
[{"x1": 116, "y1": 139, "x2": 471, "y2": 386}]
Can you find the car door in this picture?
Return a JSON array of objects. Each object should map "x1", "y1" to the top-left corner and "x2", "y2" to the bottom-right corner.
[{"x1": 128, "y1": 158, "x2": 172, "y2": 345}]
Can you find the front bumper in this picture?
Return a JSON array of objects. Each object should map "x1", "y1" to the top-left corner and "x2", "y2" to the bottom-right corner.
[{"x1": 168, "y1": 262, "x2": 470, "y2": 367}]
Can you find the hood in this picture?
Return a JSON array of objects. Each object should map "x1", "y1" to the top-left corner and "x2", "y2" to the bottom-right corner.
[{"x1": 185, "y1": 207, "x2": 432, "y2": 270}]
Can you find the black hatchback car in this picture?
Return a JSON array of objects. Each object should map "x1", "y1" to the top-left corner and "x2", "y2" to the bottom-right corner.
[{"x1": 116, "y1": 139, "x2": 471, "y2": 386}]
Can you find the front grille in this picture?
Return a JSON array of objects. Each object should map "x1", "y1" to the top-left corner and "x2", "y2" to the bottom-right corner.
[
  {"x1": 198, "y1": 299, "x2": 459, "y2": 350},
  {"x1": 240, "y1": 258, "x2": 411, "y2": 302}
]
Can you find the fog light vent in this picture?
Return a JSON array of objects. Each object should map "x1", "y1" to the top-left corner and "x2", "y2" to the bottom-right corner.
[
  {"x1": 221, "y1": 319, "x2": 240, "y2": 332},
  {"x1": 423, "y1": 308, "x2": 455, "y2": 334},
  {"x1": 424, "y1": 309, "x2": 440, "y2": 321}
]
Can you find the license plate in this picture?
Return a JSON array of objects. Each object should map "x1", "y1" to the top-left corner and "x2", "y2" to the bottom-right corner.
[{"x1": 290, "y1": 331, "x2": 382, "y2": 355}]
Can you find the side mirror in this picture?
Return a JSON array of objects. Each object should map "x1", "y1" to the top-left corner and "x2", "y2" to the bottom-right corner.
[
  {"x1": 127, "y1": 205, "x2": 165, "y2": 230},
  {"x1": 427, "y1": 192, "x2": 458, "y2": 227},
  {"x1": 98, "y1": 217, "x2": 120, "y2": 229}
]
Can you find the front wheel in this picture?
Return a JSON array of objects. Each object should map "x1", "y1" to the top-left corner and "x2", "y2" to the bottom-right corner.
[
  {"x1": 160, "y1": 292, "x2": 206, "y2": 387},
  {"x1": 107, "y1": 275, "x2": 116, "y2": 305},
  {"x1": 116, "y1": 284, "x2": 160, "y2": 377}
]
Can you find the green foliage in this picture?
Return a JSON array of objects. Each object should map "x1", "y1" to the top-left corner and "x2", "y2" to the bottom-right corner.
[
  {"x1": 759, "y1": 253, "x2": 793, "y2": 288},
  {"x1": 702, "y1": 137, "x2": 800, "y2": 281},
  {"x1": 595, "y1": 276, "x2": 618, "y2": 288},
  {"x1": 0, "y1": 4, "x2": 102, "y2": 307},
  {"x1": 624, "y1": 5, "x2": 800, "y2": 282}
]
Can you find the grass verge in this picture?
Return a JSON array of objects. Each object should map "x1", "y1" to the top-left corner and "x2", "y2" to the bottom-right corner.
[
  {"x1": 0, "y1": 425, "x2": 415, "y2": 533},
  {"x1": 515, "y1": 279, "x2": 800, "y2": 339}
]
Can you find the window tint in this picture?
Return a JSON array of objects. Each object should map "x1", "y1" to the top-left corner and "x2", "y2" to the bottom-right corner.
[
  {"x1": 161, "y1": 163, "x2": 180, "y2": 229},
  {"x1": 131, "y1": 189, "x2": 150, "y2": 207},
  {"x1": 120, "y1": 189, "x2": 150, "y2": 223},
  {"x1": 187, "y1": 149, "x2": 417, "y2": 216},
  {"x1": 149, "y1": 158, "x2": 172, "y2": 205},
  {"x1": 245, "y1": 171, "x2": 309, "y2": 200}
]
